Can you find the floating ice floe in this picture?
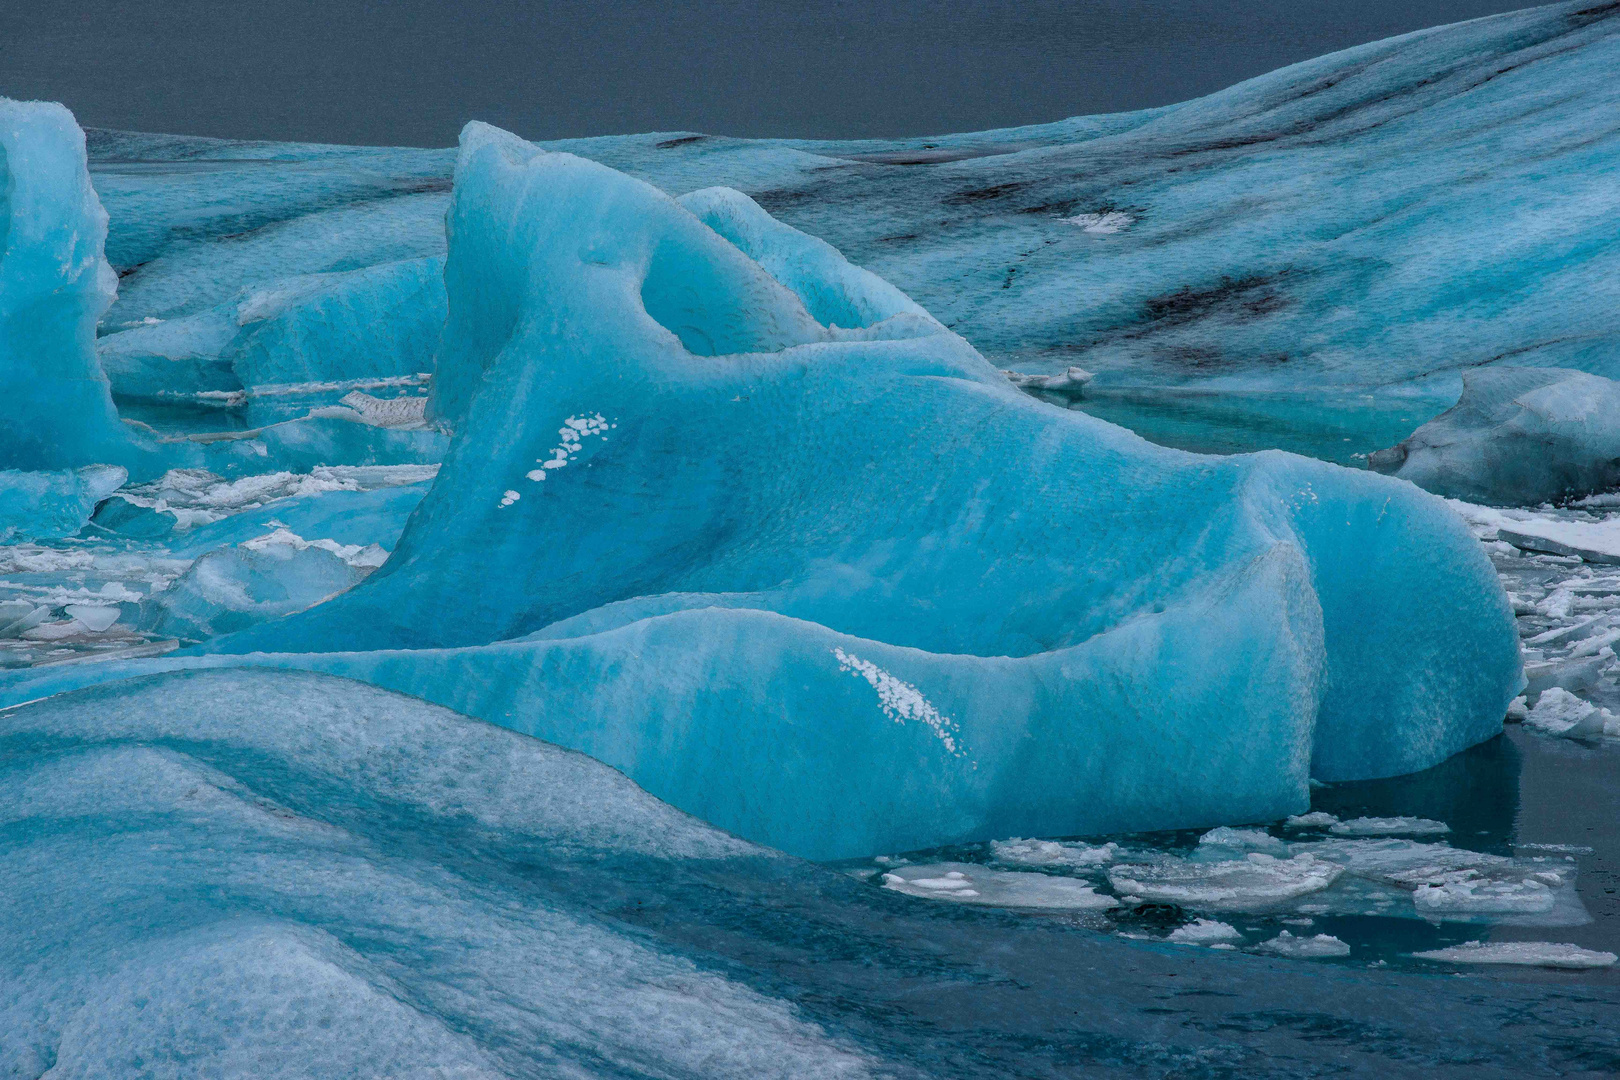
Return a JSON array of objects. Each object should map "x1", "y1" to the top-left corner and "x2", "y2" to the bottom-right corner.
[
  {"x1": 989, "y1": 838, "x2": 1119, "y2": 868},
  {"x1": 1412, "y1": 942, "x2": 1617, "y2": 969},
  {"x1": 1522, "y1": 687, "x2": 1614, "y2": 738},
  {"x1": 1167, "y1": 919, "x2": 1243, "y2": 947},
  {"x1": 1254, "y1": 932, "x2": 1350, "y2": 959},
  {"x1": 1328, "y1": 816, "x2": 1451, "y2": 837},
  {"x1": 881, "y1": 863, "x2": 1119, "y2": 910},
  {"x1": 1107, "y1": 854, "x2": 1342, "y2": 910}
]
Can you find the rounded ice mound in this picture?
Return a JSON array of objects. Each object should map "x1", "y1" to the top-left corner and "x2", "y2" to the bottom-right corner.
[
  {"x1": 1370, "y1": 367, "x2": 1620, "y2": 505},
  {"x1": 205, "y1": 122, "x2": 1519, "y2": 859}
]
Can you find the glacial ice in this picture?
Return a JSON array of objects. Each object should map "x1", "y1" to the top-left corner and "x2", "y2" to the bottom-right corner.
[
  {"x1": 0, "y1": 99, "x2": 137, "y2": 474},
  {"x1": 1370, "y1": 368, "x2": 1620, "y2": 505},
  {"x1": 130, "y1": 122, "x2": 1514, "y2": 860}
]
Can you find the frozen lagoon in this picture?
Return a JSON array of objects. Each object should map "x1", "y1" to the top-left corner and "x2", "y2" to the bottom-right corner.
[{"x1": 4, "y1": 1, "x2": 1620, "y2": 1075}]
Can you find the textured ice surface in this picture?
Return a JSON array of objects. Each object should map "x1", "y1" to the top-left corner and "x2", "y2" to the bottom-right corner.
[
  {"x1": 5, "y1": 669, "x2": 1617, "y2": 1079},
  {"x1": 1413, "y1": 941, "x2": 1618, "y2": 968},
  {"x1": 1370, "y1": 368, "x2": 1620, "y2": 505},
  {"x1": 129, "y1": 123, "x2": 1516, "y2": 860}
]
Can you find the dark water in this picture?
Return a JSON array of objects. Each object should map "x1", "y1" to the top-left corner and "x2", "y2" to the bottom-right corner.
[{"x1": 2, "y1": 0, "x2": 1537, "y2": 146}]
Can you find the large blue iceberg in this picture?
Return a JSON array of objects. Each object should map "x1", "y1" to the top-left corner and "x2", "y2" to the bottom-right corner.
[{"x1": 143, "y1": 124, "x2": 1514, "y2": 860}]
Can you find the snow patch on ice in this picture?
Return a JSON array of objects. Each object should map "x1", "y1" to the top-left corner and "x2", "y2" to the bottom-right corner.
[{"x1": 834, "y1": 648, "x2": 964, "y2": 757}]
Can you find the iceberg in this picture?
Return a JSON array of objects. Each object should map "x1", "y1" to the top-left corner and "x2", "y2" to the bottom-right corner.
[
  {"x1": 1370, "y1": 368, "x2": 1620, "y2": 505},
  {"x1": 135, "y1": 124, "x2": 1513, "y2": 860},
  {"x1": 0, "y1": 99, "x2": 138, "y2": 473}
]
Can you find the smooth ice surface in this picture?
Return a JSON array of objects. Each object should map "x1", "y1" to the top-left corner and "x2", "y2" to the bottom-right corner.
[
  {"x1": 1370, "y1": 368, "x2": 1620, "y2": 505},
  {"x1": 1107, "y1": 854, "x2": 1344, "y2": 910},
  {"x1": 148, "y1": 123, "x2": 1520, "y2": 860},
  {"x1": 0, "y1": 99, "x2": 137, "y2": 473},
  {"x1": 1413, "y1": 941, "x2": 1618, "y2": 968}
]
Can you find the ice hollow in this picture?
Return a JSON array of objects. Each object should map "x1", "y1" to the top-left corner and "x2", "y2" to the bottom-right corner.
[{"x1": 67, "y1": 124, "x2": 1521, "y2": 859}]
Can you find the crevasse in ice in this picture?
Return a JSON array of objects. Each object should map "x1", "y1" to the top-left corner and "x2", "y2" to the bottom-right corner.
[{"x1": 168, "y1": 123, "x2": 1519, "y2": 859}]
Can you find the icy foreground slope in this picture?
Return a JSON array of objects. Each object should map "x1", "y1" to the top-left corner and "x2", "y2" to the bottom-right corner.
[
  {"x1": 4, "y1": 669, "x2": 1617, "y2": 1079},
  {"x1": 164, "y1": 124, "x2": 1519, "y2": 859}
]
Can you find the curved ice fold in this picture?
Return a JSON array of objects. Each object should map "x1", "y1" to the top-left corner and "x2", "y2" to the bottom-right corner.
[{"x1": 94, "y1": 121, "x2": 1520, "y2": 859}]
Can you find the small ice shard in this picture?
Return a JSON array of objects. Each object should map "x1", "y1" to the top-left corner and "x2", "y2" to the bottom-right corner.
[
  {"x1": 63, "y1": 604, "x2": 120, "y2": 633},
  {"x1": 1003, "y1": 366, "x2": 1095, "y2": 404},
  {"x1": 989, "y1": 838, "x2": 1118, "y2": 868},
  {"x1": 1496, "y1": 519, "x2": 1620, "y2": 566},
  {"x1": 1328, "y1": 816, "x2": 1450, "y2": 837},
  {"x1": 1412, "y1": 942, "x2": 1617, "y2": 969},
  {"x1": 1254, "y1": 931, "x2": 1350, "y2": 959},
  {"x1": 1167, "y1": 919, "x2": 1243, "y2": 946},
  {"x1": 1106, "y1": 854, "x2": 1341, "y2": 909},
  {"x1": 881, "y1": 862, "x2": 1118, "y2": 910},
  {"x1": 1523, "y1": 687, "x2": 1610, "y2": 738},
  {"x1": 1370, "y1": 369, "x2": 1620, "y2": 506}
]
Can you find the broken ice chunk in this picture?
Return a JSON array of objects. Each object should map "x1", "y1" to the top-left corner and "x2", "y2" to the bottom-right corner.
[
  {"x1": 989, "y1": 838, "x2": 1118, "y2": 868},
  {"x1": 1413, "y1": 877, "x2": 1556, "y2": 917},
  {"x1": 1523, "y1": 687, "x2": 1611, "y2": 738},
  {"x1": 1167, "y1": 919, "x2": 1243, "y2": 946},
  {"x1": 63, "y1": 604, "x2": 120, "y2": 633},
  {"x1": 1254, "y1": 931, "x2": 1350, "y2": 959}
]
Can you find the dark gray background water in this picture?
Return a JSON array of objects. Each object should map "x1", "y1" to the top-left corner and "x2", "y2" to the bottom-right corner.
[{"x1": 3, "y1": 0, "x2": 1536, "y2": 146}]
